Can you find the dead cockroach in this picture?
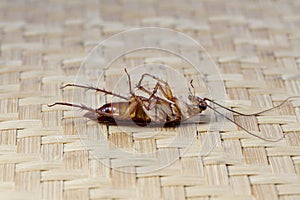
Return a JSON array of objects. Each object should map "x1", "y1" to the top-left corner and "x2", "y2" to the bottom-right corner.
[{"x1": 48, "y1": 69, "x2": 298, "y2": 142}]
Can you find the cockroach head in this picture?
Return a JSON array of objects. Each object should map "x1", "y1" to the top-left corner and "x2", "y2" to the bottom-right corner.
[{"x1": 188, "y1": 95, "x2": 207, "y2": 111}]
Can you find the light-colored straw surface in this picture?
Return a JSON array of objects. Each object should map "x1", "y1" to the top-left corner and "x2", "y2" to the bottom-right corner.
[{"x1": 1, "y1": 0, "x2": 300, "y2": 199}]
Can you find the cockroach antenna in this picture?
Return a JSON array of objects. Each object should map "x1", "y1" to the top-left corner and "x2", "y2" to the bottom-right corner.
[
  {"x1": 190, "y1": 79, "x2": 196, "y2": 96},
  {"x1": 204, "y1": 96, "x2": 300, "y2": 116},
  {"x1": 124, "y1": 68, "x2": 133, "y2": 95},
  {"x1": 203, "y1": 96, "x2": 300, "y2": 142}
]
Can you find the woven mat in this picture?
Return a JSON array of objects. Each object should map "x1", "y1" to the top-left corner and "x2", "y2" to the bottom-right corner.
[{"x1": 1, "y1": 0, "x2": 300, "y2": 199}]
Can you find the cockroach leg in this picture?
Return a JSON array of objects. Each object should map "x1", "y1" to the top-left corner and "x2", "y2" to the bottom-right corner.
[
  {"x1": 135, "y1": 81, "x2": 181, "y2": 119},
  {"x1": 136, "y1": 75, "x2": 183, "y2": 118},
  {"x1": 124, "y1": 68, "x2": 135, "y2": 96},
  {"x1": 124, "y1": 69, "x2": 162, "y2": 112},
  {"x1": 48, "y1": 102, "x2": 95, "y2": 112},
  {"x1": 137, "y1": 74, "x2": 174, "y2": 100},
  {"x1": 136, "y1": 82, "x2": 175, "y2": 104},
  {"x1": 137, "y1": 73, "x2": 168, "y2": 86},
  {"x1": 48, "y1": 102, "x2": 115, "y2": 118},
  {"x1": 61, "y1": 84, "x2": 129, "y2": 100},
  {"x1": 149, "y1": 82, "x2": 169, "y2": 100}
]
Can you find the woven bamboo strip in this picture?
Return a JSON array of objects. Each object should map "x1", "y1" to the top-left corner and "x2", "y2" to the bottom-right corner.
[{"x1": 0, "y1": 0, "x2": 300, "y2": 200}]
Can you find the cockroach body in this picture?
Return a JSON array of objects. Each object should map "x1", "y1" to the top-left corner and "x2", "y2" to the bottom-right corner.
[
  {"x1": 96, "y1": 101, "x2": 152, "y2": 126},
  {"x1": 50, "y1": 70, "x2": 207, "y2": 127},
  {"x1": 48, "y1": 69, "x2": 298, "y2": 142}
]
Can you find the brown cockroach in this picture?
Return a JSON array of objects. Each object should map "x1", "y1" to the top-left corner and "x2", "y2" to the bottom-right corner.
[{"x1": 48, "y1": 69, "x2": 298, "y2": 142}]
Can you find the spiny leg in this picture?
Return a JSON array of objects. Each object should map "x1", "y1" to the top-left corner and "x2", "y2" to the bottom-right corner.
[
  {"x1": 149, "y1": 82, "x2": 171, "y2": 100},
  {"x1": 137, "y1": 73, "x2": 168, "y2": 86},
  {"x1": 61, "y1": 84, "x2": 129, "y2": 100},
  {"x1": 123, "y1": 69, "x2": 172, "y2": 120},
  {"x1": 137, "y1": 73, "x2": 174, "y2": 100},
  {"x1": 48, "y1": 102, "x2": 114, "y2": 118},
  {"x1": 61, "y1": 68, "x2": 136, "y2": 100},
  {"x1": 137, "y1": 78, "x2": 180, "y2": 114},
  {"x1": 137, "y1": 75, "x2": 182, "y2": 118},
  {"x1": 136, "y1": 73, "x2": 188, "y2": 120},
  {"x1": 48, "y1": 102, "x2": 94, "y2": 112},
  {"x1": 136, "y1": 83, "x2": 181, "y2": 119},
  {"x1": 136, "y1": 81, "x2": 175, "y2": 108},
  {"x1": 135, "y1": 96, "x2": 182, "y2": 124},
  {"x1": 124, "y1": 68, "x2": 135, "y2": 96},
  {"x1": 148, "y1": 82, "x2": 181, "y2": 119}
]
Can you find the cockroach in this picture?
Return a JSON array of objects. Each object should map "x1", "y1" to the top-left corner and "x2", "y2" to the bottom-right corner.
[{"x1": 48, "y1": 69, "x2": 298, "y2": 142}]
